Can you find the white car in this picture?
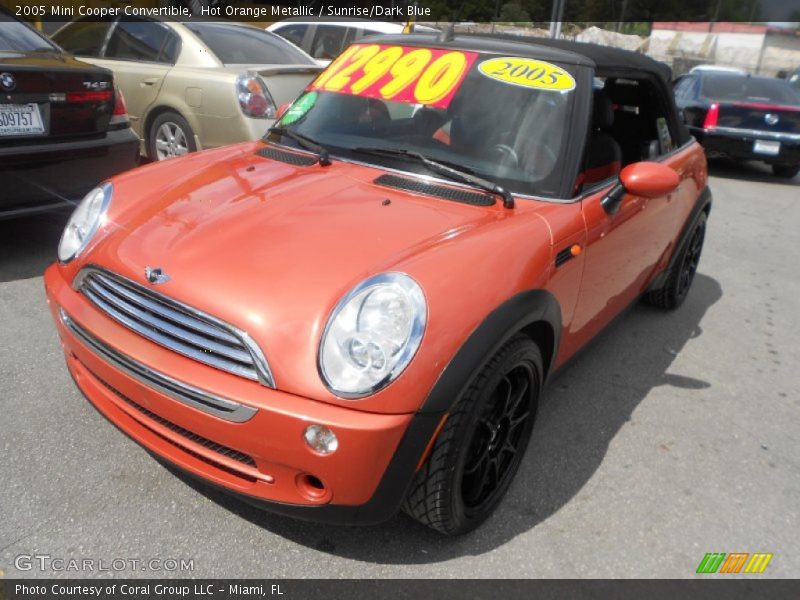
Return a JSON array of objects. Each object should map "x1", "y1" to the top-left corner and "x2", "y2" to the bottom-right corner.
[{"x1": 267, "y1": 18, "x2": 439, "y2": 65}]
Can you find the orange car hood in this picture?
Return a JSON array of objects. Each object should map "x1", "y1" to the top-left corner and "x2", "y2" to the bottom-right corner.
[{"x1": 87, "y1": 143, "x2": 546, "y2": 405}]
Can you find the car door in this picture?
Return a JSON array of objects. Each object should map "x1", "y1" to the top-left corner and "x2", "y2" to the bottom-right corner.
[
  {"x1": 570, "y1": 181, "x2": 657, "y2": 344},
  {"x1": 570, "y1": 79, "x2": 682, "y2": 346},
  {"x1": 92, "y1": 18, "x2": 178, "y2": 138}
]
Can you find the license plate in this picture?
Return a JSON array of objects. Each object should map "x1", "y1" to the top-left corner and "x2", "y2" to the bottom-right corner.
[
  {"x1": 0, "y1": 103, "x2": 45, "y2": 136},
  {"x1": 753, "y1": 139, "x2": 780, "y2": 155}
]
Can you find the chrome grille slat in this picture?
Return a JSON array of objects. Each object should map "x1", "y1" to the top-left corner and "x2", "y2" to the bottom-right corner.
[
  {"x1": 76, "y1": 267, "x2": 274, "y2": 386},
  {"x1": 82, "y1": 287, "x2": 259, "y2": 380},
  {"x1": 91, "y1": 275, "x2": 241, "y2": 345},
  {"x1": 84, "y1": 277, "x2": 253, "y2": 364}
]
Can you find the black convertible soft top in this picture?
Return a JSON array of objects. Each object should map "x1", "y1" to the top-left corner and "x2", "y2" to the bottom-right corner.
[{"x1": 368, "y1": 32, "x2": 672, "y2": 83}]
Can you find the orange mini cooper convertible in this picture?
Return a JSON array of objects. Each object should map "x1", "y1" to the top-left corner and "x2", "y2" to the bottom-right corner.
[{"x1": 45, "y1": 34, "x2": 711, "y2": 535}]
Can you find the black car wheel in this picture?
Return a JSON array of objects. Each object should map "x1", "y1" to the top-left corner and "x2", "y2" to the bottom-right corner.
[
  {"x1": 403, "y1": 334, "x2": 541, "y2": 535},
  {"x1": 772, "y1": 164, "x2": 799, "y2": 179},
  {"x1": 148, "y1": 112, "x2": 197, "y2": 161},
  {"x1": 646, "y1": 212, "x2": 707, "y2": 310}
]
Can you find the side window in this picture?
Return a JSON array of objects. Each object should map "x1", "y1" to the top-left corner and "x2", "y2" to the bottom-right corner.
[
  {"x1": 351, "y1": 27, "x2": 382, "y2": 41},
  {"x1": 604, "y1": 77, "x2": 678, "y2": 163},
  {"x1": 273, "y1": 24, "x2": 308, "y2": 48},
  {"x1": 309, "y1": 25, "x2": 347, "y2": 60},
  {"x1": 105, "y1": 19, "x2": 170, "y2": 62},
  {"x1": 51, "y1": 20, "x2": 111, "y2": 57},
  {"x1": 673, "y1": 77, "x2": 688, "y2": 102},
  {"x1": 160, "y1": 30, "x2": 180, "y2": 64},
  {"x1": 689, "y1": 76, "x2": 701, "y2": 99},
  {"x1": 674, "y1": 76, "x2": 696, "y2": 104}
]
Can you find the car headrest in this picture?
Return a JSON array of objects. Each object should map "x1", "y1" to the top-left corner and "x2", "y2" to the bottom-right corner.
[{"x1": 592, "y1": 91, "x2": 614, "y2": 130}]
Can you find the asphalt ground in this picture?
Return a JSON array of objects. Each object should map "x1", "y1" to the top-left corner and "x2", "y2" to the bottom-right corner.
[{"x1": 1, "y1": 159, "x2": 798, "y2": 579}]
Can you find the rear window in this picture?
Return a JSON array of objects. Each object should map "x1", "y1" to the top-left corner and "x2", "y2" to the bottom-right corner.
[
  {"x1": 272, "y1": 23, "x2": 308, "y2": 48},
  {"x1": 105, "y1": 19, "x2": 172, "y2": 63},
  {"x1": 185, "y1": 23, "x2": 315, "y2": 65},
  {"x1": 0, "y1": 13, "x2": 58, "y2": 52},
  {"x1": 309, "y1": 25, "x2": 348, "y2": 60},
  {"x1": 51, "y1": 20, "x2": 111, "y2": 57},
  {"x1": 701, "y1": 74, "x2": 800, "y2": 105}
]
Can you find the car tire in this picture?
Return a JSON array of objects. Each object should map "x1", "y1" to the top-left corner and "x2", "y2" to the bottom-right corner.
[
  {"x1": 772, "y1": 164, "x2": 799, "y2": 179},
  {"x1": 402, "y1": 334, "x2": 541, "y2": 535},
  {"x1": 646, "y1": 212, "x2": 707, "y2": 310},
  {"x1": 148, "y1": 112, "x2": 197, "y2": 161}
]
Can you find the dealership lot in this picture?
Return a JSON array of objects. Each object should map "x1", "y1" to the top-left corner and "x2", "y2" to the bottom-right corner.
[{"x1": 0, "y1": 160, "x2": 798, "y2": 578}]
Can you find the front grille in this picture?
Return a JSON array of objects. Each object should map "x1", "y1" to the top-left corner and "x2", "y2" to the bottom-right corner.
[
  {"x1": 77, "y1": 268, "x2": 273, "y2": 386},
  {"x1": 374, "y1": 174, "x2": 495, "y2": 206}
]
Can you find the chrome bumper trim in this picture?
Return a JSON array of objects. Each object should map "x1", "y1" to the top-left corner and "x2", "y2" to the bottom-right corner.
[
  {"x1": 60, "y1": 308, "x2": 258, "y2": 423},
  {"x1": 705, "y1": 126, "x2": 800, "y2": 142}
]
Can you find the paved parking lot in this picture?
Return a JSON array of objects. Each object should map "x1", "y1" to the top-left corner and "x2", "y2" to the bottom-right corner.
[{"x1": 1, "y1": 160, "x2": 798, "y2": 579}]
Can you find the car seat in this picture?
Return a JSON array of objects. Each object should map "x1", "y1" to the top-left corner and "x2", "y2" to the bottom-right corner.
[{"x1": 580, "y1": 91, "x2": 622, "y2": 187}]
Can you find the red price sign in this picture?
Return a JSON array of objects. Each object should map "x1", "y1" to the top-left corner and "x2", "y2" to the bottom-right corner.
[{"x1": 309, "y1": 44, "x2": 478, "y2": 108}]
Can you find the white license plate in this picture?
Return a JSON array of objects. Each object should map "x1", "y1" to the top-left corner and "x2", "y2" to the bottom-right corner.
[
  {"x1": 0, "y1": 103, "x2": 45, "y2": 136},
  {"x1": 753, "y1": 140, "x2": 781, "y2": 155}
]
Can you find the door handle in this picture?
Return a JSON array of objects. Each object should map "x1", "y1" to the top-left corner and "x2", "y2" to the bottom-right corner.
[{"x1": 141, "y1": 78, "x2": 159, "y2": 86}]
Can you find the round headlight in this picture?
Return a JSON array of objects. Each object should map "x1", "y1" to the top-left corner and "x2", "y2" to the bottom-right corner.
[
  {"x1": 58, "y1": 184, "x2": 112, "y2": 263},
  {"x1": 319, "y1": 272, "x2": 426, "y2": 398}
]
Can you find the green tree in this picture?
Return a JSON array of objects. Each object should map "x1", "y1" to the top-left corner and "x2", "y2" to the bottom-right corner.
[{"x1": 499, "y1": 2, "x2": 530, "y2": 22}]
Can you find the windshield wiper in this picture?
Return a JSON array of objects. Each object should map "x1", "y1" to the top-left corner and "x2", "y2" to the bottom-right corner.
[
  {"x1": 267, "y1": 126, "x2": 331, "y2": 166},
  {"x1": 353, "y1": 147, "x2": 514, "y2": 208}
]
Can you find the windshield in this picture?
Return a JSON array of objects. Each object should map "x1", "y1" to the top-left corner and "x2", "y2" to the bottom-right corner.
[
  {"x1": 270, "y1": 43, "x2": 579, "y2": 197},
  {"x1": 701, "y1": 74, "x2": 800, "y2": 105},
  {"x1": 184, "y1": 23, "x2": 315, "y2": 65},
  {"x1": 0, "y1": 13, "x2": 58, "y2": 52}
]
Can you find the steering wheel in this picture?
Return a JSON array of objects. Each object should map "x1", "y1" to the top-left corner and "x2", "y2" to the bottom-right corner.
[{"x1": 490, "y1": 144, "x2": 519, "y2": 169}]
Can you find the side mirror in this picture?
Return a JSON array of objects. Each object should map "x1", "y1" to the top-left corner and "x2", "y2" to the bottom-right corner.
[
  {"x1": 275, "y1": 102, "x2": 291, "y2": 121},
  {"x1": 601, "y1": 162, "x2": 680, "y2": 215}
]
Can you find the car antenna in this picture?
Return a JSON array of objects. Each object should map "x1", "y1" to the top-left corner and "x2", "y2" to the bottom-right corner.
[{"x1": 437, "y1": 0, "x2": 467, "y2": 43}]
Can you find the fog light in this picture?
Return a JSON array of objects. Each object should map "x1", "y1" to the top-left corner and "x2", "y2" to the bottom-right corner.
[{"x1": 304, "y1": 424, "x2": 338, "y2": 454}]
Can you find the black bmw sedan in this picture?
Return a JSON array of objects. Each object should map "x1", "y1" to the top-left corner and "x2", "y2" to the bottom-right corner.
[
  {"x1": 674, "y1": 69, "x2": 800, "y2": 178},
  {"x1": 1, "y1": 11, "x2": 138, "y2": 219}
]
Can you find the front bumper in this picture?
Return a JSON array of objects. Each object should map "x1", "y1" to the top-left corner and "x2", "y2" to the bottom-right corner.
[
  {"x1": 0, "y1": 128, "x2": 139, "y2": 219},
  {"x1": 694, "y1": 126, "x2": 800, "y2": 165},
  {"x1": 44, "y1": 264, "x2": 432, "y2": 525}
]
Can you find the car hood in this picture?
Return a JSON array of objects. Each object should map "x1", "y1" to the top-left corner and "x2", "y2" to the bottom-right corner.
[{"x1": 87, "y1": 142, "x2": 535, "y2": 405}]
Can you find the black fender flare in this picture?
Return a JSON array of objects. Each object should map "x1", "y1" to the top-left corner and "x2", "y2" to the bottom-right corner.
[{"x1": 419, "y1": 288, "x2": 562, "y2": 414}]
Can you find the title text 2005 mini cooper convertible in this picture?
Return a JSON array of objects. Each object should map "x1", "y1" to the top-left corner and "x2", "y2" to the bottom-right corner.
[{"x1": 45, "y1": 34, "x2": 711, "y2": 535}]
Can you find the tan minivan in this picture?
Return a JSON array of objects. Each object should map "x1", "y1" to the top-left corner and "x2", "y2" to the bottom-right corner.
[{"x1": 52, "y1": 18, "x2": 321, "y2": 160}]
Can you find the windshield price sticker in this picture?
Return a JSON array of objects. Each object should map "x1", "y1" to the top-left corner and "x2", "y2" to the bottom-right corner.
[
  {"x1": 280, "y1": 91, "x2": 318, "y2": 125},
  {"x1": 478, "y1": 57, "x2": 576, "y2": 92},
  {"x1": 309, "y1": 44, "x2": 478, "y2": 108}
]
